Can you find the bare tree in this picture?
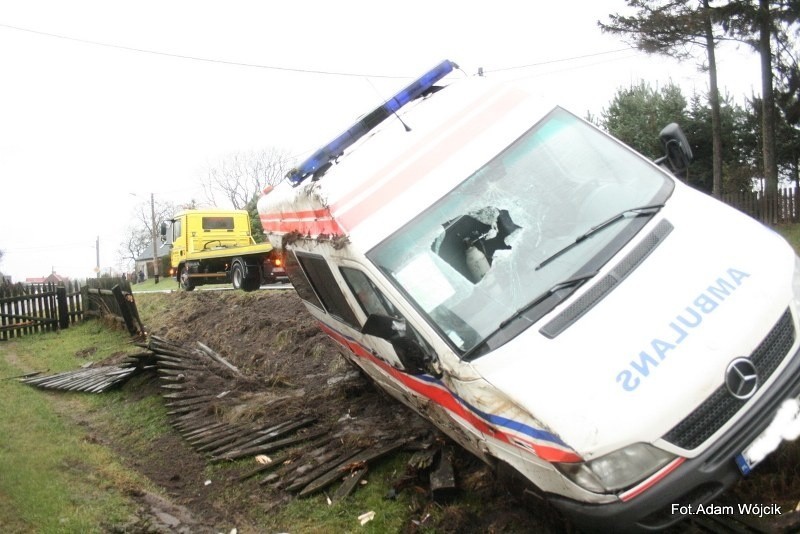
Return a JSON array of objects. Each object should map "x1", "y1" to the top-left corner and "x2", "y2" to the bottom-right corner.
[
  {"x1": 133, "y1": 198, "x2": 178, "y2": 238},
  {"x1": 116, "y1": 198, "x2": 178, "y2": 274},
  {"x1": 200, "y1": 148, "x2": 294, "y2": 209},
  {"x1": 117, "y1": 226, "x2": 151, "y2": 271}
]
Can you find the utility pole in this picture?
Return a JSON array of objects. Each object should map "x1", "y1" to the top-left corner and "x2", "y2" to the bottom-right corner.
[
  {"x1": 95, "y1": 235, "x2": 100, "y2": 278},
  {"x1": 151, "y1": 193, "x2": 160, "y2": 283}
]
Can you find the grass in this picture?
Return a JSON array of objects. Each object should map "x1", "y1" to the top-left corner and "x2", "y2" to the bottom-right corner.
[
  {"x1": 0, "y1": 322, "x2": 154, "y2": 533},
  {"x1": 263, "y1": 454, "x2": 420, "y2": 533},
  {"x1": 131, "y1": 276, "x2": 236, "y2": 293},
  {"x1": 130, "y1": 276, "x2": 178, "y2": 292},
  {"x1": 773, "y1": 223, "x2": 800, "y2": 252},
  {"x1": 0, "y1": 300, "x2": 423, "y2": 533}
]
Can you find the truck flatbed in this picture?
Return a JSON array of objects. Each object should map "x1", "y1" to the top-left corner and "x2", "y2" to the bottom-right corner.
[{"x1": 186, "y1": 242, "x2": 273, "y2": 261}]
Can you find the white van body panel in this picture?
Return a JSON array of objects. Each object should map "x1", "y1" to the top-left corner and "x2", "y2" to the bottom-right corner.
[{"x1": 258, "y1": 67, "x2": 800, "y2": 529}]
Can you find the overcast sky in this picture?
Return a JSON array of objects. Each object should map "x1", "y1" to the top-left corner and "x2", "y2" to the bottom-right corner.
[{"x1": 0, "y1": 0, "x2": 762, "y2": 281}]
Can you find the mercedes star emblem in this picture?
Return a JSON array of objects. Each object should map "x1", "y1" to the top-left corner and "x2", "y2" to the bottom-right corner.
[{"x1": 725, "y1": 358, "x2": 759, "y2": 400}]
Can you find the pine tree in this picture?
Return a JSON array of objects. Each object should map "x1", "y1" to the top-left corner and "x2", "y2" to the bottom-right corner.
[{"x1": 600, "y1": 0, "x2": 726, "y2": 197}]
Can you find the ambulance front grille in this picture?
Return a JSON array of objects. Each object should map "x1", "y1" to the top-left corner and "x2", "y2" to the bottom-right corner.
[{"x1": 663, "y1": 309, "x2": 795, "y2": 451}]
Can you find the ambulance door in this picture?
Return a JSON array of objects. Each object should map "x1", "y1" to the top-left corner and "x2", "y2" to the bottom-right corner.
[
  {"x1": 284, "y1": 250, "x2": 408, "y2": 399},
  {"x1": 339, "y1": 264, "x2": 495, "y2": 461},
  {"x1": 339, "y1": 265, "x2": 441, "y2": 405}
]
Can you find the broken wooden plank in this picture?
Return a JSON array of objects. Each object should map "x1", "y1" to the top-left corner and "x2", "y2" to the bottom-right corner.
[
  {"x1": 259, "y1": 473, "x2": 281, "y2": 486},
  {"x1": 191, "y1": 429, "x2": 250, "y2": 450},
  {"x1": 111, "y1": 285, "x2": 139, "y2": 336},
  {"x1": 407, "y1": 448, "x2": 437, "y2": 471},
  {"x1": 157, "y1": 368, "x2": 193, "y2": 378},
  {"x1": 196, "y1": 342, "x2": 242, "y2": 377},
  {"x1": 181, "y1": 421, "x2": 229, "y2": 439},
  {"x1": 191, "y1": 424, "x2": 254, "y2": 449},
  {"x1": 173, "y1": 414, "x2": 219, "y2": 433},
  {"x1": 294, "y1": 449, "x2": 368, "y2": 497},
  {"x1": 165, "y1": 394, "x2": 220, "y2": 408},
  {"x1": 210, "y1": 417, "x2": 317, "y2": 457},
  {"x1": 284, "y1": 450, "x2": 359, "y2": 493},
  {"x1": 297, "y1": 437, "x2": 408, "y2": 497},
  {"x1": 4, "y1": 370, "x2": 47, "y2": 381},
  {"x1": 430, "y1": 452, "x2": 456, "y2": 499},
  {"x1": 162, "y1": 390, "x2": 214, "y2": 400},
  {"x1": 154, "y1": 361, "x2": 207, "y2": 372},
  {"x1": 215, "y1": 427, "x2": 329, "y2": 462},
  {"x1": 236, "y1": 451, "x2": 295, "y2": 482},
  {"x1": 331, "y1": 467, "x2": 368, "y2": 502},
  {"x1": 20, "y1": 365, "x2": 137, "y2": 393},
  {"x1": 154, "y1": 351, "x2": 185, "y2": 365}
]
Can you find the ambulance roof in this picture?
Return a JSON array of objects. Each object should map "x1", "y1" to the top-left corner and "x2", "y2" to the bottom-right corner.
[{"x1": 258, "y1": 72, "x2": 555, "y2": 252}]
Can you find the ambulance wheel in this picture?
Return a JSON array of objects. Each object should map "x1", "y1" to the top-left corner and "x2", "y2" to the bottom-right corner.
[{"x1": 179, "y1": 266, "x2": 195, "y2": 291}]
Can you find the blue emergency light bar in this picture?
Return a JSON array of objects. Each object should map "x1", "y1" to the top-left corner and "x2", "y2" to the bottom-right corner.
[{"x1": 287, "y1": 59, "x2": 458, "y2": 185}]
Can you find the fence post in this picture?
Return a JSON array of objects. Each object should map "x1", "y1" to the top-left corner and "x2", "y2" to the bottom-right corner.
[
  {"x1": 56, "y1": 286, "x2": 69, "y2": 329},
  {"x1": 111, "y1": 285, "x2": 138, "y2": 336}
]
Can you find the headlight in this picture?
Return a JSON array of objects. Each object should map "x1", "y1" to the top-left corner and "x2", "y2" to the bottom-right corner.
[{"x1": 555, "y1": 443, "x2": 674, "y2": 493}]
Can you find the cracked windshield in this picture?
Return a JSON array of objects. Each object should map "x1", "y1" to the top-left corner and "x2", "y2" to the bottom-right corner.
[{"x1": 368, "y1": 107, "x2": 673, "y2": 355}]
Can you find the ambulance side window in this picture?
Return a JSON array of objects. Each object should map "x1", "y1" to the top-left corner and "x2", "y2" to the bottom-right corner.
[
  {"x1": 292, "y1": 252, "x2": 359, "y2": 328},
  {"x1": 341, "y1": 267, "x2": 441, "y2": 376},
  {"x1": 284, "y1": 250, "x2": 323, "y2": 310},
  {"x1": 340, "y1": 267, "x2": 398, "y2": 320}
]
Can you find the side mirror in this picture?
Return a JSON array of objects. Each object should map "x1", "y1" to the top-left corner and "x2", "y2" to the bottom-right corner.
[
  {"x1": 361, "y1": 313, "x2": 398, "y2": 339},
  {"x1": 657, "y1": 123, "x2": 693, "y2": 179},
  {"x1": 362, "y1": 314, "x2": 441, "y2": 377},
  {"x1": 159, "y1": 221, "x2": 169, "y2": 245}
]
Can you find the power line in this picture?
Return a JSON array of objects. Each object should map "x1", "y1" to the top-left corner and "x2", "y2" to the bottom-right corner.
[
  {"x1": 496, "y1": 51, "x2": 644, "y2": 83},
  {"x1": 4, "y1": 242, "x2": 95, "y2": 252},
  {"x1": 1, "y1": 22, "x2": 637, "y2": 81},
  {"x1": 481, "y1": 47, "x2": 636, "y2": 74},
  {"x1": 0, "y1": 22, "x2": 410, "y2": 79}
]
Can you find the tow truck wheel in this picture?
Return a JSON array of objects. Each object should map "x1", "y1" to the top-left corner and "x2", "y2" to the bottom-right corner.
[
  {"x1": 179, "y1": 266, "x2": 195, "y2": 291},
  {"x1": 231, "y1": 261, "x2": 245, "y2": 290},
  {"x1": 241, "y1": 275, "x2": 260, "y2": 292}
]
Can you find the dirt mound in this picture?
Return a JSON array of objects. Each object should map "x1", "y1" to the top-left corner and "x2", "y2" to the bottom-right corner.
[
  {"x1": 142, "y1": 289, "x2": 429, "y2": 435},
  {"x1": 131, "y1": 288, "x2": 555, "y2": 532}
]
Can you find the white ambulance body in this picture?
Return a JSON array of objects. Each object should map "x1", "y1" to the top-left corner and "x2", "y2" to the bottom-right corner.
[{"x1": 257, "y1": 61, "x2": 800, "y2": 531}]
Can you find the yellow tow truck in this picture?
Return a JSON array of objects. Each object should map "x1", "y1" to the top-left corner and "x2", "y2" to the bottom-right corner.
[{"x1": 160, "y1": 209, "x2": 286, "y2": 291}]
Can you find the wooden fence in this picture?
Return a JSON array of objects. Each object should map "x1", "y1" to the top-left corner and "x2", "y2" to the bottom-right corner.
[
  {"x1": 82, "y1": 278, "x2": 144, "y2": 336},
  {"x1": 0, "y1": 278, "x2": 143, "y2": 340},
  {"x1": 0, "y1": 281, "x2": 82, "y2": 340},
  {"x1": 722, "y1": 188, "x2": 799, "y2": 225}
]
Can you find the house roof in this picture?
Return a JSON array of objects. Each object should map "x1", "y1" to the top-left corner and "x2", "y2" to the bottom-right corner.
[
  {"x1": 135, "y1": 239, "x2": 171, "y2": 262},
  {"x1": 25, "y1": 272, "x2": 69, "y2": 284}
]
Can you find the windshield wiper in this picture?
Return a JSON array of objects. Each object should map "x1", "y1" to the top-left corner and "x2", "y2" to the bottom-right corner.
[
  {"x1": 497, "y1": 271, "x2": 598, "y2": 330},
  {"x1": 462, "y1": 270, "x2": 599, "y2": 361},
  {"x1": 534, "y1": 203, "x2": 664, "y2": 271}
]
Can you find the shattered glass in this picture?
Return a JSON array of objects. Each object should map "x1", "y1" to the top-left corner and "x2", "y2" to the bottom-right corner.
[{"x1": 368, "y1": 108, "x2": 673, "y2": 355}]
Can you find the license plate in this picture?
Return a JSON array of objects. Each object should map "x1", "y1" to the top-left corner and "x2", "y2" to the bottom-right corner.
[{"x1": 736, "y1": 398, "x2": 800, "y2": 475}]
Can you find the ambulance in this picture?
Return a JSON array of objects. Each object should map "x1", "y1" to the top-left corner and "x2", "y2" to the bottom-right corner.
[{"x1": 257, "y1": 60, "x2": 800, "y2": 531}]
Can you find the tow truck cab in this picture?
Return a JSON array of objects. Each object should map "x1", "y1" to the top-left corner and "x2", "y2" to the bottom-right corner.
[
  {"x1": 161, "y1": 209, "x2": 286, "y2": 291},
  {"x1": 257, "y1": 60, "x2": 800, "y2": 531}
]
